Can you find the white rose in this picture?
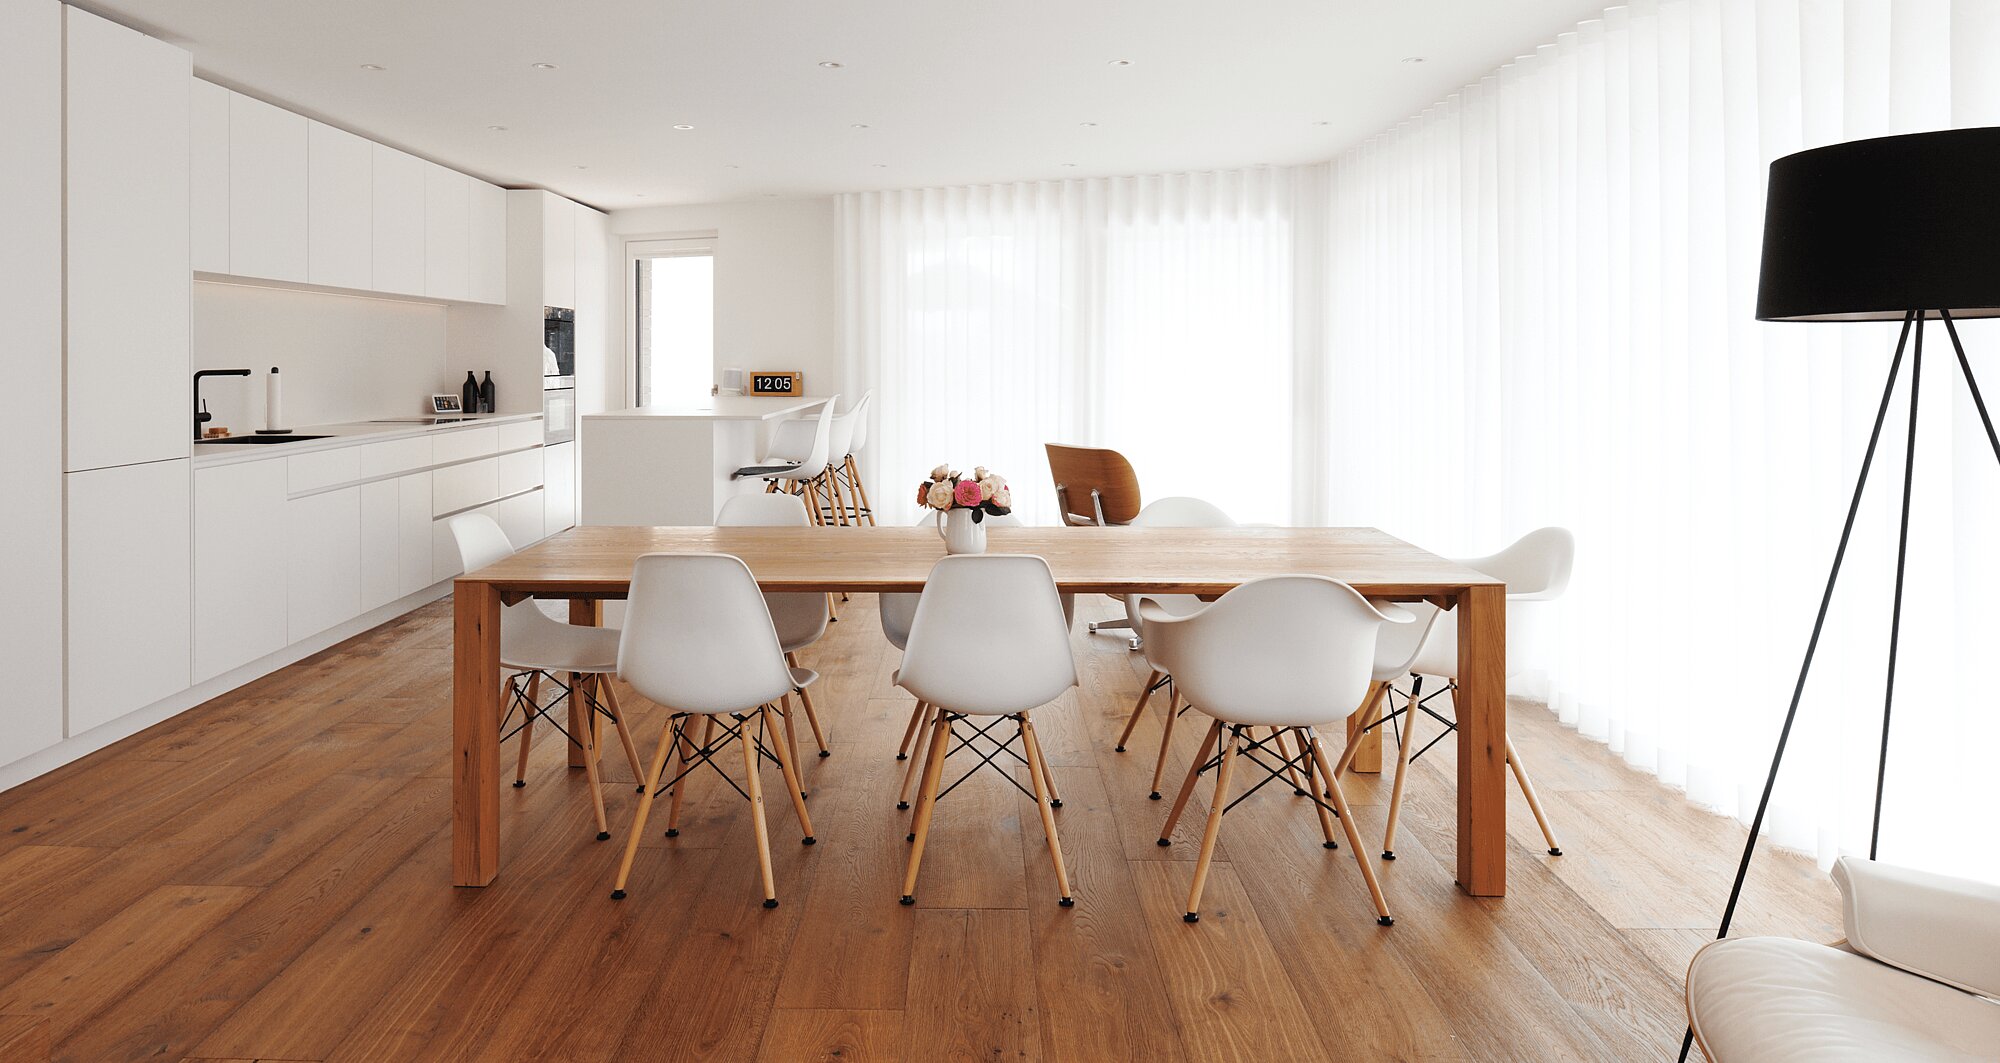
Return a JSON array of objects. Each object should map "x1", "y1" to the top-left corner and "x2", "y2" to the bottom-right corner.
[
  {"x1": 978, "y1": 477, "x2": 998, "y2": 501},
  {"x1": 926, "y1": 482, "x2": 955, "y2": 509},
  {"x1": 993, "y1": 486, "x2": 1013, "y2": 509},
  {"x1": 973, "y1": 466, "x2": 989, "y2": 481},
  {"x1": 930, "y1": 463, "x2": 950, "y2": 481},
  {"x1": 989, "y1": 473, "x2": 1007, "y2": 489}
]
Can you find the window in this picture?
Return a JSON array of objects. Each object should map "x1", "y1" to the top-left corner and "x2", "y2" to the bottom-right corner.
[{"x1": 629, "y1": 237, "x2": 715, "y2": 408}]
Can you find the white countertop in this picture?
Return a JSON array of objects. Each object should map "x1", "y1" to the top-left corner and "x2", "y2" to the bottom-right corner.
[
  {"x1": 583, "y1": 396, "x2": 831, "y2": 422},
  {"x1": 191, "y1": 412, "x2": 543, "y2": 468}
]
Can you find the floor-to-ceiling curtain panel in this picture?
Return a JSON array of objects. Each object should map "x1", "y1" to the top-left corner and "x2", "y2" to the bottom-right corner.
[
  {"x1": 1325, "y1": 0, "x2": 2000, "y2": 879},
  {"x1": 836, "y1": 167, "x2": 1323, "y2": 527}
]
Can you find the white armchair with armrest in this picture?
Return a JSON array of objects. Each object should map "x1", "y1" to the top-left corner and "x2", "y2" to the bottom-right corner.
[{"x1": 1687, "y1": 856, "x2": 2000, "y2": 1062}]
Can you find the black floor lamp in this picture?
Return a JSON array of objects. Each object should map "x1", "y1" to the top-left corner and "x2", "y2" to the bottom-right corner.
[{"x1": 1678, "y1": 126, "x2": 2000, "y2": 1061}]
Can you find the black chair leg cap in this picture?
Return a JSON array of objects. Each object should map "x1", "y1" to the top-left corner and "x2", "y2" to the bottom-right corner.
[
  {"x1": 1322, "y1": 841, "x2": 1338, "y2": 850},
  {"x1": 1548, "y1": 847, "x2": 1563, "y2": 856},
  {"x1": 1058, "y1": 897, "x2": 1074, "y2": 908},
  {"x1": 905, "y1": 833, "x2": 915, "y2": 842},
  {"x1": 1293, "y1": 788, "x2": 1308, "y2": 797},
  {"x1": 801, "y1": 792, "x2": 810, "y2": 801},
  {"x1": 1183, "y1": 912, "x2": 1200, "y2": 924},
  {"x1": 1114, "y1": 745, "x2": 1126, "y2": 753},
  {"x1": 1050, "y1": 799, "x2": 1063, "y2": 809},
  {"x1": 1148, "y1": 791, "x2": 1162, "y2": 800},
  {"x1": 896, "y1": 801, "x2": 909, "y2": 810},
  {"x1": 635, "y1": 785, "x2": 645, "y2": 793},
  {"x1": 665, "y1": 828, "x2": 679, "y2": 838},
  {"x1": 802, "y1": 836, "x2": 816, "y2": 845},
  {"x1": 899, "y1": 895, "x2": 915, "y2": 906},
  {"x1": 1376, "y1": 916, "x2": 1395, "y2": 926},
  {"x1": 597, "y1": 831, "x2": 611, "y2": 841},
  {"x1": 818, "y1": 750, "x2": 831, "y2": 758},
  {"x1": 513, "y1": 780, "x2": 526, "y2": 788},
  {"x1": 1381, "y1": 850, "x2": 1396, "y2": 860},
  {"x1": 610, "y1": 889, "x2": 626, "y2": 900},
  {"x1": 763, "y1": 898, "x2": 779, "y2": 909},
  {"x1": 896, "y1": 753, "x2": 908, "y2": 761},
  {"x1": 1155, "y1": 838, "x2": 1171, "y2": 847}
]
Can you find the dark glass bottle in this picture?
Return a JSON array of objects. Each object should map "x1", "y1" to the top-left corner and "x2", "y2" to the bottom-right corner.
[
  {"x1": 479, "y1": 371, "x2": 496, "y2": 414},
  {"x1": 461, "y1": 371, "x2": 478, "y2": 414}
]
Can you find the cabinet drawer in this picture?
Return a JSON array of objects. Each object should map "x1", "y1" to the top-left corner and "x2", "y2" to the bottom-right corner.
[
  {"x1": 499, "y1": 420, "x2": 542, "y2": 452},
  {"x1": 432, "y1": 426, "x2": 500, "y2": 465},
  {"x1": 288, "y1": 446, "x2": 360, "y2": 495},
  {"x1": 498, "y1": 449, "x2": 542, "y2": 495},
  {"x1": 499, "y1": 488, "x2": 544, "y2": 549},
  {"x1": 432, "y1": 456, "x2": 498, "y2": 516},
  {"x1": 359, "y1": 436, "x2": 432, "y2": 478}
]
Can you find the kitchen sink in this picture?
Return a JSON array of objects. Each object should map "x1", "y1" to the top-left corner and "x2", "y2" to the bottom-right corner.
[{"x1": 198, "y1": 434, "x2": 331, "y2": 445}]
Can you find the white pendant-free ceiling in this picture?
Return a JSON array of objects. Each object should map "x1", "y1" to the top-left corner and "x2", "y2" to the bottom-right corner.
[{"x1": 75, "y1": 0, "x2": 1613, "y2": 210}]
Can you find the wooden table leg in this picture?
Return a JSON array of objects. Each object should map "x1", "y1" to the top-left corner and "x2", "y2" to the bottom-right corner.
[
  {"x1": 1345, "y1": 681, "x2": 1387, "y2": 773},
  {"x1": 1455, "y1": 584, "x2": 1506, "y2": 897},
  {"x1": 568, "y1": 598, "x2": 604, "y2": 770},
  {"x1": 454, "y1": 579, "x2": 502, "y2": 887}
]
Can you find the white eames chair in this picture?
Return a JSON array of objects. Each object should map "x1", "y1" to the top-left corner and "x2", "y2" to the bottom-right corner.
[
  {"x1": 718, "y1": 493, "x2": 833, "y2": 772},
  {"x1": 608, "y1": 553, "x2": 819, "y2": 908},
  {"x1": 895, "y1": 554, "x2": 1078, "y2": 908},
  {"x1": 733, "y1": 394, "x2": 841, "y2": 525},
  {"x1": 1109, "y1": 496, "x2": 1238, "y2": 799},
  {"x1": 1686, "y1": 857, "x2": 2000, "y2": 1062},
  {"x1": 1362, "y1": 527, "x2": 1573, "y2": 861},
  {"x1": 836, "y1": 391, "x2": 875, "y2": 525},
  {"x1": 1140, "y1": 575, "x2": 1409, "y2": 925},
  {"x1": 448, "y1": 513, "x2": 647, "y2": 842}
]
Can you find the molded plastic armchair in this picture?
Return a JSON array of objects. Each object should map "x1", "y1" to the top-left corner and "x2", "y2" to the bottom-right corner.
[
  {"x1": 1140, "y1": 575, "x2": 1409, "y2": 925},
  {"x1": 1686, "y1": 857, "x2": 2000, "y2": 1061}
]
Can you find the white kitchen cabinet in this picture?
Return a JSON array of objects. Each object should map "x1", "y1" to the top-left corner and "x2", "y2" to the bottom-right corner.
[
  {"x1": 543, "y1": 442, "x2": 576, "y2": 533},
  {"x1": 371, "y1": 144, "x2": 427, "y2": 296},
  {"x1": 498, "y1": 448, "x2": 542, "y2": 496},
  {"x1": 359, "y1": 478, "x2": 401, "y2": 613},
  {"x1": 470, "y1": 179, "x2": 507, "y2": 305},
  {"x1": 67, "y1": 460, "x2": 192, "y2": 735},
  {"x1": 432, "y1": 457, "x2": 499, "y2": 516},
  {"x1": 308, "y1": 120, "x2": 373, "y2": 290},
  {"x1": 194, "y1": 460, "x2": 287, "y2": 681},
  {"x1": 287, "y1": 487, "x2": 361, "y2": 641},
  {"x1": 542, "y1": 192, "x2": 575, "y2": 309},
  {"x1": 228, "y1": 91, "x2": 308, "y2": 283},
  {"x1": 499, "y1": 488, "x2": 545, "y2": 548},
  {"x1": 189, "y1": 77, "x2": 230, "y2": 274},
  {"x1": 399, "y1": 473, "x2": 434, "y2": 595},
  {"x1": 0, "y1": 0, "x2": 65, "y2": 767},
  {"x1": 64, "y1": 7, "x2": 190, "y2": 473},
  {"x1": 424, "y1": 163, "x2": 470, "y2": 302}
]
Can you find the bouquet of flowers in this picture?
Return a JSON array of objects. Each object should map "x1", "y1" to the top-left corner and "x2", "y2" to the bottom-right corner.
[{"x1": 917, "y1": 464, "x2": 1012, "y2": 523}]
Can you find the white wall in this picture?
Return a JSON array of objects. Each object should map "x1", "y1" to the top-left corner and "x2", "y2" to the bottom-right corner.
[
  {"x1": 193, "y1": 281, "x2": 448, "y2": 430},
  {"x1": 604, "y1": 198, "x2": 837, "y2": 405}
]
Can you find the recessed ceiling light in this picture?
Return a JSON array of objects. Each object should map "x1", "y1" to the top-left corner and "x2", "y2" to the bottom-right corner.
[
  {"x1": 1061, "y1": 162, "x2": 1077, "y2": 167},
  {"x1": 634, "y1": 193, "x2": 646, "y2": 198},
  {"x1": 574, "y1": 165, "x2": 588, "y2": 170},
  {"x1": 872, "y1": 163, "x2": 887, "y2": 168},
  {"x1": 1312, "y1": 120, "x2": 1330, "y2": 126},
  {"x1": 673, "y1": 124, "x2": 694, "y2": 130},
  {"x1": 486, "y1": 125, "x2": 508, "y2": 132},
  {"x1": 1108, "y1": 58, "x2": 1132, "y2": 66},
  {"x1": 1402, "y1": 56, "x2": 1427, "y2": 63},
  {"x1": 359, "y1": 63, "x2": 386, "y2": 71},
  {"x1": 725, "y1": 164, "x2": 741, "y2": 169},
  {"x1": 1078, "y1": 121, "x2": 1098, "y2": 127},
  {"x1": 819, "y1": 60, "x2": 843, "y2": 69},
  {"x1": 531, "y1": 62, "x2": 558, "y2": 70},
  {"x1": 763, "y1": 192, "x2": 779, "y2": 197},
  {"x1": 851, "y1": 123, "x2": 870, "y2": 129}
]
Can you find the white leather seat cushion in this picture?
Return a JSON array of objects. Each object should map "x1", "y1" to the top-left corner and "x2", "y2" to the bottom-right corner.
[{"x1": 1688, "y1": 937, "x2": 2000, "y2": 1062}]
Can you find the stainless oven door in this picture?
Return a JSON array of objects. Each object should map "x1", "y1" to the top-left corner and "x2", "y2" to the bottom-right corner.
[{"x1": 543, "y1": 387, "x2": 575, "y2": 445}]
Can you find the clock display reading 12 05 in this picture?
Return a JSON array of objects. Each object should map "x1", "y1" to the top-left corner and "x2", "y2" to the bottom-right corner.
[{"x1": 748, "y1": 371, "x2": 801, "y2": 395}]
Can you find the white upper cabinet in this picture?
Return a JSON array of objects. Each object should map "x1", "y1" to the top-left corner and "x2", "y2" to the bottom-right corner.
[
  {"x1": 470, "y1": 179, "x2": 507, "y2": 305},
  {"x1": 308, "y1": 121, "x2": 373, "y2": 290},
  {"x1": 190, "y1": 78, "x2": 230, "y2": 274},
  {"x1": 228, "y1": 92, "x2": 308, "y2": 282},
  {"x1": 542, "y1": 192, "x2": 576, "y2": 310},
  {"x1": 65, "y1": 7, "x2": 190, "y2": 472},
  {"x1": 371, "y1": 144, "x2": 427, "y2": 296},
  {"x1": 424, "y1": 163, "x2": 470, "y2": 302}
]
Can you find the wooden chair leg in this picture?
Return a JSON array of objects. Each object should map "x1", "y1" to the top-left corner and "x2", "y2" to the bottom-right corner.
[
  {"x1": 1026, "y1": 719, "x2": 1063, "y2": 808},
  {"x1": 848, "y1": 455, "x2": 876, "y2": 526},
  {"x1": 1296, "y1": 727, "x2": 1340, "y2": 849},
  {"x1": 1183, "y1": 726, "x2": 1240, "y2": 922},
  {"x1": 1018, "y1": 714, "x2": 1073, "y2": 906},
  {"x1": 1158, "y1": 719, "x2": 1222, "y2": 843},
  {"x1": 1271, "y1": 727, "x2": 1307, "y2": 796},
  {"x1": 777, "y1": 693, "x2": 806, "y2": 800},
  {"x1": 739, "y1": 713, "x2": 780, "y2": 908},
  {"x1": 665, "y1": 716, "x2": 709, "y2": 837},
  {"x1": 1382, "y1": 680, "x2": 1422, "y2": 859},
  {"x1": 762, "y1": 703, "x2": 817, "y2": 842},
  {"x1": 900, "y1": 710, "x2": 953, "y2": 904},
  {"x1": 896, "y1": 701, "x2": 927, "y2": 760},
  {"x1": 513, "y1": 672, "x2": 540, "y2": 787},
  {"x1": 1506, "y1": 736, "x2": 1562, "y2": 855},
  {"x1": 598, "y1": 679, "x2": 648, "y2": 794},
  {"x1": 577, "y1": 676, "x2": 611, "y2": 840},
  {"x1": 897, "y1": 703, "x2": 937, "y2": 810},
  {"x1": 1307, "y1": 732, "x2": 1394, "y2": 925},
  {"x1": 611, "y1": 717, "x2": 681, "y2": 898},
  {"x1": 1147, "y1": 688, "x2": 1182, "y2": 799},
  {"x1": 1115, "y1": 670, "x2": 1164, "y2": 752}
]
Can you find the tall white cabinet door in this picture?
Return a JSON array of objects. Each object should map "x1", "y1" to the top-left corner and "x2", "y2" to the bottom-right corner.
[
  {"x1": 308, "y1": 121, "x2": 373, "y2": 290},
  {"x1": 399, "y1": 473, "x2": 434, "y2": 595},
  {"x1": 542, "y1": 192, "x2": 575, "y2": 309},
  {"x1": 359, "y1": 478, "x2": 401, "y2": 612},
  {"x1": 371, "y1": 145, "x2": 427, "y2": 296},
  {"x1": 66, "y1": 460, "x2": 192, "y2": 736},
  {"x1": 64, "y1": 8, "x2": 190, "y2": 473},
  {"x1": 194, "y1": 460, "x2": 287, "y2": 682},
  {"x1": 543, "y1": 442, "x2": 575, "y2": 533},
  {"x1": 227, "y1": 91, "x2": 308, "y2": 282},
  {"x1": 287, "y1": 487, "x2": 361, "y2": 641},
  {"x1": 189, "y1": 78, "x2": 230, "y2": 274},
  {"x1": 424, "y1": 164, "x2": 470, "y2": 301},
  {"x1": 0, "y1": 0, "x2": 65, "y2": 767},
  {"x1": 469, "y1": 180, "x2": 507, "y2": 305}
]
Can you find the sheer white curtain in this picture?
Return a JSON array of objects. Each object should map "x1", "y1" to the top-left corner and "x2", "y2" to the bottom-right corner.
[
  {"x1": 836, "y1": 168, "x2": 1322, "y2": 527},
  {"x1": 1324, "y1": 0, "x2": 2000, "y2": 879}
]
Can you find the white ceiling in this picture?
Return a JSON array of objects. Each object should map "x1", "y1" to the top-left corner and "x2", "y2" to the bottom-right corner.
[{"x1": 77, "y1": 0, "x2": 1612, "y2": 211}]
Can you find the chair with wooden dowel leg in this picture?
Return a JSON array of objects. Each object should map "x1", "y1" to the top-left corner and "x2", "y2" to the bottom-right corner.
[
  {"x1": 718, "y1": 494, "x2": 834, "y2": 780},
  {"x1": 1045, "y1": 443, "x2": 1145, "y2": 649},
  {"x1": 609, "y1": 553, "x2": 819, "y2": 908},
  {"x1": 834, "y1": 391, "x2": 875, "y2": 525},
  {"x1": 1141, "y1": 576, "x2": 1412, "y2": 925},
  {"x1": 894, "y1": 553, "x2": 1079, "y2": 908},
  {"x1": 448, "y1": 513, "x2": 648, "y2": 841}
]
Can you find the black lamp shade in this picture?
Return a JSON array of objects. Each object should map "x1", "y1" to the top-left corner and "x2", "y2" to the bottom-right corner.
[{"x1": 1757, "y1": 127, "x2": 2000, "y2": 322}]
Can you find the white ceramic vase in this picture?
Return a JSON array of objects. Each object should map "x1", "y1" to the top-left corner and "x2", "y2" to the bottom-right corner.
[{"x1": 937, "y1": 508, "x2": 987, "y2": 554}]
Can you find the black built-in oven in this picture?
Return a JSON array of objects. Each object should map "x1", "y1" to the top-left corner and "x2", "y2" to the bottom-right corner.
[{"x1": 543, "y1": 307, "x2": 576, "y2": 445}]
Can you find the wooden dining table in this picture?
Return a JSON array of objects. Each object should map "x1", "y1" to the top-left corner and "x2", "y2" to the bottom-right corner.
[{"x1": 451, "y1": 524, "x2": 1511, "y2": 895}]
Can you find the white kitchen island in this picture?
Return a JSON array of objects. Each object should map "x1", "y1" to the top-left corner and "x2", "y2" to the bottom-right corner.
[{"x1": 580, "y1": 396, "x2": 832, "y2": 526}]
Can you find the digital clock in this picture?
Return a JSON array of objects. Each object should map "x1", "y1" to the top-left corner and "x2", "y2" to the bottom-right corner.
[{"x1": 748, "y1": 371, "x2": 802, "y2": 396}]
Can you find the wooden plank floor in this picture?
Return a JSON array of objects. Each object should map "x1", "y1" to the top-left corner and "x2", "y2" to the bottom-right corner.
[{"x1": 0, "y1": 596, "x2": 1838, "y2": 1062}]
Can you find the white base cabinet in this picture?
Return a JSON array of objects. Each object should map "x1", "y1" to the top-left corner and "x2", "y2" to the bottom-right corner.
[
  {"x1": 194, "y1": 460, "x2": 287, "y2": 682},
  {"x1": 67, "y1": 460, "x2": 191, "y2": 735},
  {"x1": 287, "y1": 487, "x2": 361, "y2": 641},
  {"x1": 361, "y1": 472, "x2": 436, "y2": 612},
  {"x1": 544, "y1": 442, "x2": 575, "y2": 533}
]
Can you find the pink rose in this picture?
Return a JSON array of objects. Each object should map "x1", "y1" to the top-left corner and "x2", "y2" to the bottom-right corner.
[{"x1": 953, "y1": 479, "x2": 984, "y2": 507}]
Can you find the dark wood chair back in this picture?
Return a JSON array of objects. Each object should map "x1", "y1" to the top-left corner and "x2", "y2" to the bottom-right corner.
[{"x1": 1045, "y1": 444, "x2": 1142, "y2": 526}]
